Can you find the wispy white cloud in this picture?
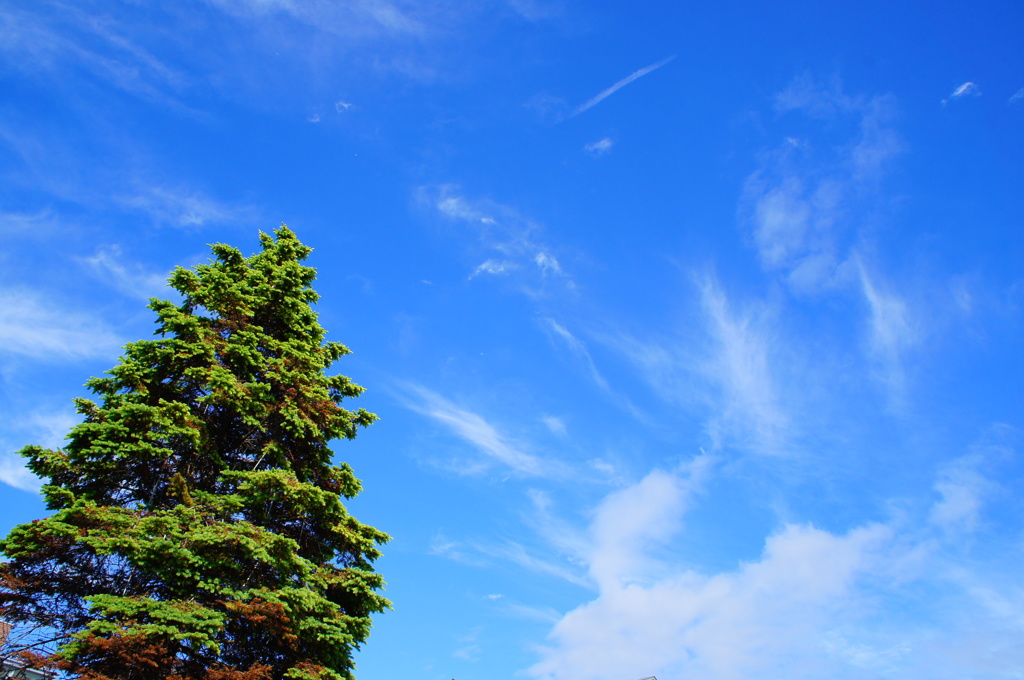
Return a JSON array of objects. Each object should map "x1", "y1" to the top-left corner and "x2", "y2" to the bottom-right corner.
[
  {"x1": 470, "y1": 259, "x2": 515, "y2": 278},
  {"x1": 435, "y1": 191, "x2": 491, "y2": 222},
  {"x1": 930, "y1": 425, "x2": 1017, "y2": 536},
  {"x1": 743, "y1": 173, "x2": 841, "y2": 285},
  {"x1": 430, "y1": 513, "x2": 589, "y2": 586},
  {"x1": 0, "y1": 409, "x2": 79, "y2": 493},
  {"x1": 442, "y1": 464, "x2": 712, "y2": 592},
  {"x1": 79, "y1": 246, "x2": 172, "y2": 300},
  {"x1": 429, "y1": 512, "x2": 589, "y2": 587},
  {"x1": 501, "y1": 601, "x2": 563, "y2": 625},
  {"x1": 477, "y1": 540, "x2": 590, "y2": 587},
  {"x1": 775, "y1": 74, "x2": 854, "y2": 117},
  {"x1": 850, "y1": 95, "x2": 902, "y2": 181},
  {"x1": 857, "y1": 261, "x2": 919, "y2": 392},
  {"x1": 942, "y1": 81, "x2": 981, "y2": 105},
  {"x1": 0, "y1": 4, "x2": 189, "y2": 108},
  {"x1": 428, "y1": 534, "x2": 485, "y2": 566},
  {"x1": 931, "y1": 456, "x2": 990, "y2": 535},
  {"x1": 697, "y1": 279, "x2": 787, "y2": 453},
  {"x1": 398, "y1": 383, "x2": 566, "y2": 478},
  {"x1": 523, "y1": 488, "x2": 591, "y2": 564},
  {"x1": 420, "y1": 185, "x2": 573, "y2": 290},
  {"x1": 571, "y1": 55, "x2": 675, "y2": 117},
  {"x1": 586, "y1": 458, "x2": 616, "y2": 479},
  {"x1": 26, "y1": 410, "x2": 80, "y2": 449},
  {"x1": 0, "y1": 209, "x2": 62, "y2": 238},
  {"x1": 118, "y1": 186, "x2": 260, "y2": 228},
  {"x1": 1010, "y1": 88, "x2": 1024, "y2": 104},
  {"x1": 524, "y1": 92, "x2": 571, "y2": 123},
  {"x1": 0, "y1": 453, "x2": 41, "y2": 493},
  {"x1": 583, "y1": 137, "x2": 614, "y2": 156},
  {"x1": 742, "y1": 78, "x2": 901, "y2": 294},
  {"x1": 739, "y1": 78, "x2": 930, "y2": 407},
  {"x1": 220, "y1": 0, "x2": 560, "y2": 100},
  {"x1": 203, "y1": 0, "x2": 426, "y2": 37},
  {"x1": 603, "y1": 279, "x2": 786, "y2": 455},
  {"x1": 541, "y1": 318, "x2": 610, "y2": 392},
  {"x1": 534, "y1": 251, "x2": 563, "y2": 276},
  {"x1": 600, "y1": 330, "x2": 688, "y2": 404},
  {"x1": 952, "y1": 82, "x2": 980, "y2": 97},
  {"x1": 505, "y1": 0, "x2": 562, "y2": 21},
  {"x1": 452, "y1": 627, "x2": 482, "y2": 661},
  {"x1": 541, "y1": 415, "x2": 567, "y2": 436},
  {"x1": 0, "y1": 288, "x2": 122, "y2": 362}
]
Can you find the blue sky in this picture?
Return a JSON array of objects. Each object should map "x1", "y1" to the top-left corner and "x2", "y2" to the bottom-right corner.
[{"x1": 1, "y1": 1, "x2": 1023, "y2": 678}]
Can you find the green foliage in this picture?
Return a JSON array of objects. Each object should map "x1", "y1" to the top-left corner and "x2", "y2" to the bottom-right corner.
[{"x1": 0, "y1": 227, "x2": 389, "y2": 680}]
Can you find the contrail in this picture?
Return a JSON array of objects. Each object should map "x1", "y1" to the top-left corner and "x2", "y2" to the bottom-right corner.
[{"x1": 570, "y1": 55, "x2": 676, "y2": 117}]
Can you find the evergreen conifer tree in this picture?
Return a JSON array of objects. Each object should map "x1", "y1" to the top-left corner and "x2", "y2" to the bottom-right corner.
[{"x1": 0, "y1": 227, "x2": 389, "y2": 680}]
